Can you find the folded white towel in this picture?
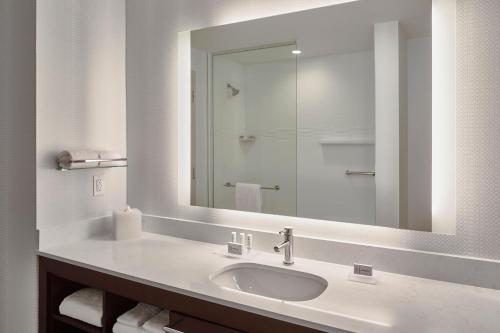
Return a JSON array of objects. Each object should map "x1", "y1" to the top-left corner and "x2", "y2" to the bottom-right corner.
[
  {"x1": 59, "y1": 288, "x2": 103, "y2": 327},
  {"x1": 143, "y1": 310, "x2": 170, "y2": 333},
  {"x1": 112, "y1": 322, "x2": 146, "y2": 333},
  {"x1": 235, "y1": 183, "x2": 262, "y2": 212},
  {"x1": 117, "y1": 303, "x2": 161, "y2": 328},
  {"x1": 97, "y1": 150, "x2": 126, "y2": 167},
  {"x1": 57, "y1": 150, "x2": 100, "y2": 169}
]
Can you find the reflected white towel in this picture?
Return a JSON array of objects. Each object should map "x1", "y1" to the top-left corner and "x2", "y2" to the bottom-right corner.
[
  {"x1": 59, "y1": 288, "x2": 103, "y2": 327},
  {"x1": 112, "y1": 322, "x2": 146, "y2": 333},
  {"x1": 97, "y1": 150, "x2": 126, "y2": 167},
  {"x1": 143, "y1": 310, "x2": 170, "y2": 333},
  {"x1": 117, "y1": 303, "x2": 161, "y2": 328},
  {"x1": 235, "y1": 183, "x2": 262, "y2": 213},
  {"x1": 57, "y1": 150, "x2": 99, "y2": 169}
]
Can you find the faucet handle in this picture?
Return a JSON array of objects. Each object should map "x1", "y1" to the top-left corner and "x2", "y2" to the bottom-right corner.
[{"x1": 278, "y1": 227, "x2": 293, "y2": 238}]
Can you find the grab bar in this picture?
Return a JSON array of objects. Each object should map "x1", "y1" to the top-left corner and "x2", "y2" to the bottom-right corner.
[
  {"x1": 224, "y1": 182, "x2": 280, "y2": 191},
  {"x1": 345, "y1": 170, "x2": 375, "y2": 176}
]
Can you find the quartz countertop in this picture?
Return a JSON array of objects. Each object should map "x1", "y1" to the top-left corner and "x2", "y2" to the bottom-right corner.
[{"x1": 38, "y1": 233, "x2": 500, "y2": 333}]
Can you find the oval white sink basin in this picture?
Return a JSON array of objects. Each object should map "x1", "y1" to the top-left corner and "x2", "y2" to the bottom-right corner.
[{"x1": 210, "y1": 263, "x2": 328, "y2": 301}]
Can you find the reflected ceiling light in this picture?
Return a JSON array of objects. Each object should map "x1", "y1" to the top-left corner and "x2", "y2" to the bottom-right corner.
[{"x1": 292, "y1": 50, "x2": 302, "y2": 55}]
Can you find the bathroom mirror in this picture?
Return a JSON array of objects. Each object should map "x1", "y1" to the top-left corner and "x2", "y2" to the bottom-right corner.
[{"x1": 179, "y1": 0, "x2": 456, "y2": 233}]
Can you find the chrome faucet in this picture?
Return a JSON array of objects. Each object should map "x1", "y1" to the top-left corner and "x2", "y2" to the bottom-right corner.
[{"x1": 274, "y1": 227, "x2": 294, "y2": 265}]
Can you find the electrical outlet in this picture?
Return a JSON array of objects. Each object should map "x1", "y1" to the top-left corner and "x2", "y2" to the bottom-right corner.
[{"x1": 93, "y1": 175, "x2": 105, "y2": 196}]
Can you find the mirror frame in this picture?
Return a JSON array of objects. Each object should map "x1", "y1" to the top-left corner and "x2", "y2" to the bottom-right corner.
[{"x1": 178, "y1": 0, "x2": 456, "y2": 234}]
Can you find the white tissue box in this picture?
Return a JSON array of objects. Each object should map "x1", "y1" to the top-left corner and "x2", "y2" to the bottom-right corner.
[{"x1": 113, "y1": 206, "x2": 142, "y2": 240}]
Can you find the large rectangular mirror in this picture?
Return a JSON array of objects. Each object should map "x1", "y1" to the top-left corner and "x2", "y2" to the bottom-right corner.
[{"x1": 179, "y1": 0, "x2": 456, "y2": 233}]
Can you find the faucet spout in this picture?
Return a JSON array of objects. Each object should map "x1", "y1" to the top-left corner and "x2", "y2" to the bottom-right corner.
[{"x1": 274, "y1": 241, "x2": 290, "y2": 252}]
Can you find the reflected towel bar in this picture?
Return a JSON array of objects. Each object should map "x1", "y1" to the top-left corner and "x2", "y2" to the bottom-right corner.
[
  {"x1": 224, "y1": 182, "x2": 280, "y2": 191},
  {"x1": 345, "y1": 170, "x2": 376, "y2": 176}
]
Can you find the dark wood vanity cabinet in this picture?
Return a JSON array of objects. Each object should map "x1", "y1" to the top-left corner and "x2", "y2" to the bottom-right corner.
[{"x1": 39, "y1": 256, "x2": 325, "y2": 333}]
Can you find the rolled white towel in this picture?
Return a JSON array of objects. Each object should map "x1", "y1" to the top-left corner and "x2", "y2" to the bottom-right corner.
[
  {"x1": 59, "y1": 288, "x2": 103, "y2": 327},
  {"x1": 112, "y1": 322, "x2": 146, "y2": 333},
  {"x1": 57, "y1": 150, "x2": 100, "y2": 169},
  {"x1": 97, "y1": 150, "x2": 127, "y2": 167},
  {"x1": 143, "y1": 310, "x2": 170, "y2": 333},
  {"x1": 117, "y1": 303, "x2": 161, "y2": 328}
]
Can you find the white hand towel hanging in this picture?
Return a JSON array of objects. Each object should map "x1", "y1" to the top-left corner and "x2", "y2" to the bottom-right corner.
[{"x1": 235, "y1": 183, "x2": 262, "y2": 213}]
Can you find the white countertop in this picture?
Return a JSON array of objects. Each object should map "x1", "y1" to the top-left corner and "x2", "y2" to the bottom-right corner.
[{"x1": 39, "y1": 233, "x2": 500, "y2": 333}]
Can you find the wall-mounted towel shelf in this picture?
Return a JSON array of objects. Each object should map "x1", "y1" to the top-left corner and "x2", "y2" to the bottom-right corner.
[
  {"x1": 56, "y1": 158, "x2": 128, "y2": 171},
  {"x1": 224, "y1": 182, "x2": 280, "y2": 191}
]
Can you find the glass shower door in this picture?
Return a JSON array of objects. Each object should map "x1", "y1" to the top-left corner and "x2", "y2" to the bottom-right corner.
[{"x1": 211, "y1": 44, "x2": 297, "y2": 216}]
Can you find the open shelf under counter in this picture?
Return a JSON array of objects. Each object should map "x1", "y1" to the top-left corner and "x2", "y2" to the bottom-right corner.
[
  {"x1": 39, "y1": 255, "x2": 323, "y2": 333},
  {"x1": 51, "y1": 313, "x2": 102, "y2": 333}
]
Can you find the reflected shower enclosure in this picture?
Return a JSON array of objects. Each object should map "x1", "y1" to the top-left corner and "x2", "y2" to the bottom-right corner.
[
  {"x1": 188, "y1": 0, "x2": 436, "y2": 232},
  {"x1": 191, "y1": 44, "x2": 298, "y2": 216}
]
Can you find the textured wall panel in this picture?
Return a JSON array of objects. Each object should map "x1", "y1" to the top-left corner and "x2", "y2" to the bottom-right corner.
[
  {"x1": 127, "y1": 0, "x2": 500, "y2": 261},
  {"x1": 37, "y1": 0, "x2": 127, "y2": 231}
]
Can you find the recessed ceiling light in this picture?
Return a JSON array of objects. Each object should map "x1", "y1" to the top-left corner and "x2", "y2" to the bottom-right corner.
[{"x1": 292, "y1": 50, "x2": 302, "y2": 55}]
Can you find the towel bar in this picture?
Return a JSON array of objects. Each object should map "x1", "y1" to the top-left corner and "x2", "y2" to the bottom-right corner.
[
  {"x1": 345, "y1": 170, "x2": 375, "y2": 176},
  {"x1": 224, "y1": 182, "x2": 280, "y2": 191}
]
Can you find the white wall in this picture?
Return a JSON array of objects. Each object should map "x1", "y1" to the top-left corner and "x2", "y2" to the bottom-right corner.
[
  {"x1": 398, "y1": 23, "x2": 409, "y2": 230},
  {"x1": 37, "y1": 0, "x2": 127, "y2": 243},
  {"x1": 297, "y1": 50, "x2": 375, "y2": 224},
  {"x1": 212, "y1": 56, "x2": 247, "y2": 210},
  {"x1": 191, "y1": 48, "x2": 209, "y2": 207},
  {"x1": 374, "y1": 21, "x2": 404, "y2": 229},
  {"x1": 407, "y1": 37, "x2": 432, "y2": 231},
  {"x1": 128, "y1": 0, "x2": 500, "y2": 262},
  {"x1": 0, "y1": 1, "x2": 37, "y2": 333},
  {"x1": 432, "y1": 0, "x2": 456, "y2": 234},
  {"x1": 243, "y1": 60, "x2": 297, "y2": 216}
]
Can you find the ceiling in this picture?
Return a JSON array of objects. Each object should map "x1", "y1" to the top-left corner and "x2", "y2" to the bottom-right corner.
[
  {"x1": 192, "y1": 0, "x2": 431, "y2": 59},
  {"x1": 215, "y1": 44, "x2": 297, "y2": 65}
]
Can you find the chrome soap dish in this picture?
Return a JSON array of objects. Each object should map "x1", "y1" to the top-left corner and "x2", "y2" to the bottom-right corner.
[{"x1": 239, "y1": 135, "x2": 256, "y2": 143}]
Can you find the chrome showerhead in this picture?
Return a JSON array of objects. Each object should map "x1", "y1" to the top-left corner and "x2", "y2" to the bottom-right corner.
[{"x1": 227, "y1": 83, "x2": 240, "y2": 96}]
